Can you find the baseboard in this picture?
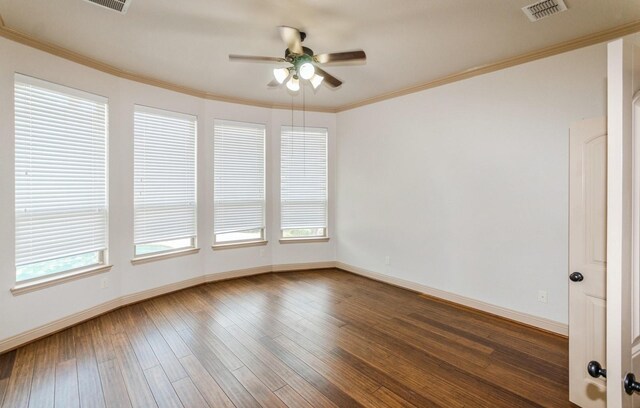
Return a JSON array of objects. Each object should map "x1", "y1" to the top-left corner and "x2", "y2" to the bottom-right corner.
[
  {"x1": 335, "y1": 262, "x2": 568, "y2": 337},
  {"x1": 204, "y1": 265, "x2": 272, "y2": 282},
  {"x1": 271, "y1": 261, "x2": 337, "y2": 271},
  {"x1": 0, "y1": 260, "x2": 568, "y2": 353},
  {"x1": 118, "y1": 275, "x2": 206, "y2": 306},
  {"x1": 0, "y1": 262, "x2": 329, "y2": 353},
  {"x1": 0, "y1": 298, "x2": 121, "y2": 355}
]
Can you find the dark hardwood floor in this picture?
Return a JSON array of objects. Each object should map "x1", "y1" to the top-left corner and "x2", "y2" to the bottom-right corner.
[{"x1": 0, "y1": 269, "x2": 575, "y2": 407}]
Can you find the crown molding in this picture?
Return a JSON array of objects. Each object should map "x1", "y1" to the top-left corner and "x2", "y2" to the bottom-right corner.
[
  {"x1": 0, "y1": 15, "x2": 337, "y2": 113},
  {"x1": 335, "y1": 19, "x2": 640, "y2": 112},
  {"x1": 1, "y1": 14, "x2": 639, "y2": 114}
]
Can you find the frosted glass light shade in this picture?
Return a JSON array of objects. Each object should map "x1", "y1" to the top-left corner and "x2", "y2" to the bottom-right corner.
[
  {"x1": 273, "y1": 68, "x2": 290, "y2": 84},
  {"x1": 286, "y1": 77, "x2": 300, "y2": 92},
  {"x1": 298, "y1": 62, "x2": 315, "y2": 80},
  {"x1": 310, "y1": 74, "x2": 324, "y2": 89}
]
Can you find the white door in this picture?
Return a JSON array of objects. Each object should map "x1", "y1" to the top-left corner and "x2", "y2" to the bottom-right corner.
[
  {"x1": 569, "y1": 117, "x2": 608, "y2": 407},
  {"x1": 605, "y1": 36, "x2": 640, "y2": 408}
]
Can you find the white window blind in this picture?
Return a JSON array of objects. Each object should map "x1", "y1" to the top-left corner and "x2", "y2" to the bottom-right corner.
[
  {"x1": 280, "y1": 126, "x2": 328, "y2": 238},
  {"x1": 213, "y1": 120, "x2": 265, "y2": 244},
  {"x1": 15, "y1": 74, "x2": 108, "y2": 282},
  {"x1": 134, "y1": 106, "x2": 197, "y2": 255}
]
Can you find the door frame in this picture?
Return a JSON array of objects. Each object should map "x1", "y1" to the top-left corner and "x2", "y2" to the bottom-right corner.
[{"x1": 606, "y1": 36, "x2": 635, "y2": 408}]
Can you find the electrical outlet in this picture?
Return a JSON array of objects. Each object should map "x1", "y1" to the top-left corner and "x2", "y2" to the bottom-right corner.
[
  {"x1": 100, "y1": 277, "x2": 109, "y2": 289},
  {"x1": 537, "y1": 290, "x2": 548, "y2": 303},
  {"x1": 384, "y1": 256, "x2": 390, "y2": 266}
]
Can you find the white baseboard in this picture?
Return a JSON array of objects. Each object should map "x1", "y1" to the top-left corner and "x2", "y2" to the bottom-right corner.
[
  {"x1": 205, "y1": 265, "x2": 271, "y2": 282},
  {"x1": 335, "y1": 262, "x2": 568, "y2": 336},
  {"x1": 271, "y1": 261, "x2": 336, "y2": 271},
  {"x1": 0, "y1": 260, "x2": 567, "y2": 353}
]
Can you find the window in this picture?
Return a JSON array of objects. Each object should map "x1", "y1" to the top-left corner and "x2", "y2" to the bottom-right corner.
[
  {"x1": 213, "y1": 120, "x2": 266, "y2": 244},
  {"x1": 15, "y1": 74, "x2": 108, "y2": 282},
  {"x1": 280, "y1": 126, "x2": 328, "y2": 239},
  {"x1": 134, "y1": 106, "x2": 197, "y2": 257}
]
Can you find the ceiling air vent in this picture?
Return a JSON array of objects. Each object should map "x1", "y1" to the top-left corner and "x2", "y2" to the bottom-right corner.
[
  {"x1": 83, "y1": 0, "x2": 131, "y2": 14},
  {"x1": 522, "y1": 0, "x2": 567, "y2": 22}
]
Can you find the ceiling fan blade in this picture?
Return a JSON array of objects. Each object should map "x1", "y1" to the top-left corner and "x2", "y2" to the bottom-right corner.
[
  {"x1": 229, "y1": 54, "x2": 286, "y2": 63},
  {"x1": 315, "y1": 50, "x2": 366, "y2": 65},
  {"x1": 313, "y1": 66, "x2": 342, "y2": 88},
  {"x1": 279, "y1": 26, "x2": 303, "y2": 55},
  {"x1": 267, "y1": 79, "x2": 281, "y2": 87}
]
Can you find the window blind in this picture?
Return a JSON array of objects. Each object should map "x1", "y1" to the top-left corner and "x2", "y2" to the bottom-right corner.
[
  {"x1": 280, "y1": 126, "x2": 328, "y2": 234},
  {"x1": 15, "y1": 74, "x2": 108, "y2": 279},
  {"x1": 134, "y1": 106, "x2": 197, "y2": 247},
  {"x1": 213, "y1": 120, "x2": 266, "y2": 241}
]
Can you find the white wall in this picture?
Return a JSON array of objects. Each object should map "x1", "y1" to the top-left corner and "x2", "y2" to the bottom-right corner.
[
  {"x1": 336, "y1": 44, "x2": 608, "y2": 325},
  {"x1": 0, "y1": 37, "x2": 336, "y2": 342},
  {"x1": 0, "y1": 33, "x2": 611, "y2": 343}
]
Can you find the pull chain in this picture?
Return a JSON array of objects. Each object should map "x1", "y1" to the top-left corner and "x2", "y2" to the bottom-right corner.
[{"x1": 303, "y1": 80, "x2": 307, "y2": 174}]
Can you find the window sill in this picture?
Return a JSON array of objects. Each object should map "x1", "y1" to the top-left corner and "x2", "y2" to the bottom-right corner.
[
  {"x1": 11, "y1": 264, "x2": 113, "y2": 296},
  {"x1": 279, "y1": 237, "x2": 330, "y2": 244},
  {"x1": 131, "y1": 247, "x2": 200, "y2": 265},
  {"x1": 212, "y1": 240, "x2": 268, "y2": 250}
]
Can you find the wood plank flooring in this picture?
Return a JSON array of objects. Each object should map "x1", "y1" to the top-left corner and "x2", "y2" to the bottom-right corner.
[{"x1": 0, "y1": 269, "x2": 575, "y2": 407}]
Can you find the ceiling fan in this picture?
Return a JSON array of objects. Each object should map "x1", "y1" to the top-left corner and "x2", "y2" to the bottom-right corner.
[{"x1": 229, "y1": 26, "x2": 366, "y2": 92}]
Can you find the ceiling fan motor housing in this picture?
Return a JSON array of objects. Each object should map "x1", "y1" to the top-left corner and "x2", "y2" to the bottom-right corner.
[{"x1": 285, "y1": 46, "x2": 314, "y2": 60}]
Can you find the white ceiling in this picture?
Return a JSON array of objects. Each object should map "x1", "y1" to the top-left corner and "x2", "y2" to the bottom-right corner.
[{"x1": 1, "y1": 0, "x2": 639, "y2": 109}]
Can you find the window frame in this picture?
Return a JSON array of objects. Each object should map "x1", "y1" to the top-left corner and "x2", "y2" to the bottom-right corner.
[
  {"x1": 14, "y1": 73, "x2": 110, "y2": 285},
  {"x1": 16, "y1": 250, "x2": 106, "y2": 287},
  {"x1": 213, "y1": 228, "x2": 265, "y2": 246},
  {"x1": 132, "y1": 104, "x2": 198, "y2": 260},
  {"x1": 212, "y1": 119, "x2": 267, "y2": 247},
  {"x1": 280, "y1": 125, "x2": 329, "y2": 241},
  {"x1": 133, "y1": 237, "x2": 197, "y2": 258}
]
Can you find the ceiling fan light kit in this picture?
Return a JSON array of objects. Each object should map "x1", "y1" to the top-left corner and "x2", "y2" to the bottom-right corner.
[
  {"x1": 229, "y1": 26, "x2": 366, "y2": 93},
  {"x1": 298, "y1": 61, "x2": 315, "y2": 80},
  {"x1": 286, "y1": 76, "x2": 300, "y2": 92},
  {"x1": 310, "y1": 74, "x2": 324, "y2": 90},
  {"x1": 273, "y1": 67, "x2": 290, "y2": 84}
]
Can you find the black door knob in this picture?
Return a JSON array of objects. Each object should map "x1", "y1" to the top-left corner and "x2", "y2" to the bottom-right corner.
[
  {"x1": 570, "y1": 272, "x2": 584, "y2": 282},
  {"x1": 624, "y1": 373, "x2": 640, "y2": 394},
  {"x1": 588, "y1": 361, "x2": 606, "y2": 378}
]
